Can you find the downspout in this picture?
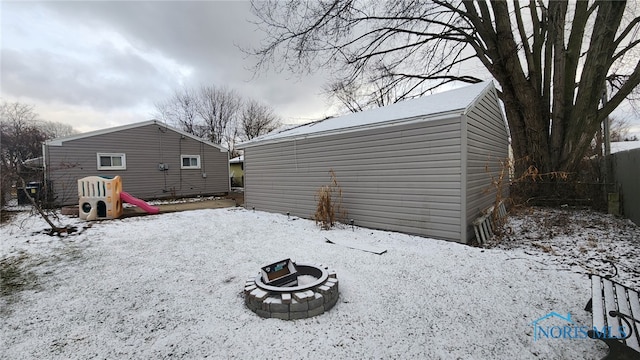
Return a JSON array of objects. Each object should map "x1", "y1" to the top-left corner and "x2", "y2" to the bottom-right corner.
[
  {"x1": 200, "y1": 141, "x2": 207, "y2": 195},
  {"x1": 159, "y1": 127, "x2": 168, "y2": 193},
  {"x1": 227, "y1": 148, "x2": 231, "y2": 192},
  {"x1": 42, "y1": 142, "x2": 48, "y2": 202},
  {"x1": 179, "y1": 135, "x2": 183, "y2": 195},
  {"x1": 42, "y1": 142, "x2": 47, "y2": 181}
]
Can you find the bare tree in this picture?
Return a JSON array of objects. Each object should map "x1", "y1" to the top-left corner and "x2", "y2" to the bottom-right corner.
[
  {"x1": 250, "y1": 0, "x2": 640, "y2": 178},
  {"x1": 198, "y1": 85, "x2": 242, "y2": 145},
  {"x1": 0, "y1": 101, "x2": 77, "y2": 233},
  {"x1": 37, "y1": 120, "x2": 77, "y2": 139},
  {"x1": 1, "y1": 101, "x2": 78, "y2": 186},
  {"x1": 155, "y1": 87, "x2": 206, "y2": 138},
  {"x1": 608, "y1": 116, "x2": 633, "y2": 142},
  {"x1": 240, "y1": 99, "x2": 280, "y2": 140},
  {"x1": 155, "y1": 86, "x2": 281, "y2": 153},
  {"x1": 155, "y1": 85, "x2": 244, "y2": 147},
  {"x1": 1, "y1": 102, "x2": 42, "y2": 200},
  {"x1": 325, "y1": 76, "x2": 416, "y2": 113},
  {"x1": 1, "y1": 102, "x2": 78, "y2": 187}
]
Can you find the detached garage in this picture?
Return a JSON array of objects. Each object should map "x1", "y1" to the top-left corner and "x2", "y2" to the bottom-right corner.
[{"x1": 238, "y1": 81, "x2": 509, "y2": 243}]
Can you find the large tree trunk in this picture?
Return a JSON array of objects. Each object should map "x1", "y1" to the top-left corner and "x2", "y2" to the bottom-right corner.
[
  {"x1": 464, "y1": 0, "x2": 631, "y2": 178},
  {"x1": 558, "y1": 1, "x2": 627, "y2": 173},
  {"x1": 502, "y1": 89, "x2": 553, "y2": 177},
  {"x1": 464, "y1": 1, "x2": 552, "y2": 176}
]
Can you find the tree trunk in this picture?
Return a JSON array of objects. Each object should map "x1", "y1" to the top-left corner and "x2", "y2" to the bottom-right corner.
[
  {"x1": 503, "y1": 91, "x2": 551, "y2": 177},
  {"x1": 559, "y1": 1, "x2": 626, "y2": 173},
  {"x1": 18, "y1": 177, "x2": 64, "y2": 234}
]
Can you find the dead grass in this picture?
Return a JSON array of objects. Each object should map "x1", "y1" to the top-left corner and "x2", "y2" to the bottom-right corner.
[
  {"x1": 313, "y1": 169, "x2": 347, "y2": 230},
  {"x1": 0, "y1": 209, "x2": 19, "y2": 224},
  {"x1": 0, "y1": 254, "x2": 39, "y2": 316},
  {"x1": 486, "y1": 206, "x2": 640, "y2": 290},
  {"x1": 531, "y1": 242, "x2": 556, "y2": 255}
]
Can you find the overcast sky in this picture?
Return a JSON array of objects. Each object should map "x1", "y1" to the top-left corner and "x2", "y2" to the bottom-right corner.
[
  {"x1": 1, "y1": 0, "x2": 337, "y2": 133},
  {"x1": 2, "y1": 1, "x2": 639, "y2": 138}
]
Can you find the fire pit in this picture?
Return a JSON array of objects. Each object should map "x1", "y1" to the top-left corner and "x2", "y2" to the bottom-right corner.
[{"x1": 244, "y1": 260, "x2": 339, "y2": 320}]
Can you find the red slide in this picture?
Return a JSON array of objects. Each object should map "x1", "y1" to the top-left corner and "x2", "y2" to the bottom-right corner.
[{"x1": 120, "y1": 191, "x2": 160, "y2": 214}]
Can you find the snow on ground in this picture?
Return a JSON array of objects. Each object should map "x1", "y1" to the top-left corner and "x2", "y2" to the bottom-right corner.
[
  {"x1": 145, "y1": 196, "x2": 225, "y2": 206},
  {"x1": 1, "y1": 206, "x2": 636, "y2": 359},
  {"x1": 486, "y1": 207, "x2": 640, "y2": 291}
]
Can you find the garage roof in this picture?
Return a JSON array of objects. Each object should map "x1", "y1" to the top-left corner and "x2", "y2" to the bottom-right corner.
[{"x1": 239, "y1": 81, "x2": 494, "y2": 148}]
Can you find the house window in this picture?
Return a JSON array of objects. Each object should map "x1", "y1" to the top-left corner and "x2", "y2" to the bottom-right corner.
[
  {"x1": 181, "y1": 155, "x2": 201, "y2": 169},
  {"x1": 97, "y1": 153, "x2": 126, "y2": 170}
]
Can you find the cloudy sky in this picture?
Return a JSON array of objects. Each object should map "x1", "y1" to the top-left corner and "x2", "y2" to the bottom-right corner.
[
  {"x1": 2, "y1": 1, "x2": 639, "y2": 138},
  {"x1": 1, "y1": 0, "x2": 336, "y2": 133}
]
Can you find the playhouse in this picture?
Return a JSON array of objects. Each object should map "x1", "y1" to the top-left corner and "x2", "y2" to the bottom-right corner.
[{"x1": 78, "y1": 175, "x2": 158, "y2": 221}]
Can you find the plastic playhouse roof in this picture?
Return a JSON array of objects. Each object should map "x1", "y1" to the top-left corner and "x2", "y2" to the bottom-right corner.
[{"x1": 239, "y1": 81, "x2": 495, "y2": 148}]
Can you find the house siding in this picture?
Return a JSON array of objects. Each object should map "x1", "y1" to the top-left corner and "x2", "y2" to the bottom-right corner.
[
  {"x1": 244, "y1": 117, "x2": 464, "y2": 241},
  {"x1": 464, "y1": 87, "x2": 510, "y2": 242},
  {"x1": 45, "y1": 123, "x2": 229, "y2": 205}
]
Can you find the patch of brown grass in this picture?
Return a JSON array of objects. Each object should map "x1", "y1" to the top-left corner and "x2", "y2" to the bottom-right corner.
[{"x1": 313, "y1": 169, "x2": 347, "y2": 230}]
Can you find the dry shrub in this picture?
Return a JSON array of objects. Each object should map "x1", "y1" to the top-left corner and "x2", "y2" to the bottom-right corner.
[
  {"x1": 485, "y1": 157, "x2": 511, "y2": 234},
  {"x1": 313, "y1": 169, "x2": 346, "y2": 230},
  {"x1": 484, "y1": 156, "x2": 578, "y2": 239}
]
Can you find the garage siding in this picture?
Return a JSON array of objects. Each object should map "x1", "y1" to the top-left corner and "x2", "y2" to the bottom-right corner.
[
  {"x1": 245, "y1": 117, "x2": 464, "y2": 241},
  {"x1": 464, "y1": 87, "x2": 510, "y2": 242}
]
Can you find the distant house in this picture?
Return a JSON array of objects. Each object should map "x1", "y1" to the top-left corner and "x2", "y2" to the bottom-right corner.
[
  {"x1": 229, "y1": 155, "x2": 244, "y2": 187},
  {"x1": 237, "y1": 82, "x2": 509, "y2": 244},
  {"x1": 43, "y1": 120, "x2": 229, "y2": 206}
]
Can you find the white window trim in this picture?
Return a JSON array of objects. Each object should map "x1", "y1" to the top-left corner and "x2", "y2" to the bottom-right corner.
[
  {"x1": 97, "y1": 153, "x2": 127, "y2": 170},
  {"x1": 181, "y1": 155, "x2": 201, "y2": 169}
]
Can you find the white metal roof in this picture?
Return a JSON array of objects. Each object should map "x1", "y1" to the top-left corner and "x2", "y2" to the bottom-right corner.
[
  {"x1": 239, "y1": 81, "x2": 495, "y2": 148},
  {"x1": 45, "y1": 119, "x2": 227, "y2": 152}
]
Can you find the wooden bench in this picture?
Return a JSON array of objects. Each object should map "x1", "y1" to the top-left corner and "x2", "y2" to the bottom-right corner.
[{"x1": 585, "y1": 275, "x2": 640, "y2": 359}]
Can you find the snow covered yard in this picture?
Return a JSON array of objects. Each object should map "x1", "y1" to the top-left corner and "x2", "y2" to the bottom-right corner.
[
  {"x1": 487, "y1": 207, "x2": 640, "y2": 291},
  {"x1": 2, "y1": 206, "x2": 635, "y2": 359}
]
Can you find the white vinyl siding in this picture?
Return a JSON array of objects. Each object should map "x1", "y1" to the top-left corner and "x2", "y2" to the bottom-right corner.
[
  {"x1": 464, "y1": 88, "x2": 510, "y2": 242},
  {"x1": 181, "y1": 155, "x2": 201, "y2": 169},
  {"x1": 97, "y1": 153, "x2": 126, "y2": 170}
]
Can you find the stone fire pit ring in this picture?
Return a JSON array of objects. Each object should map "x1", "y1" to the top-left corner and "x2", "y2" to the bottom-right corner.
[{"x1": 244, "y1": 263, "x2": 339, "y2": 320}]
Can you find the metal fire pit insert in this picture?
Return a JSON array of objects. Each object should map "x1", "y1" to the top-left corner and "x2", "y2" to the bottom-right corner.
[{"x1": 244, "y1": 261, "x2": 339, "y2": 320}]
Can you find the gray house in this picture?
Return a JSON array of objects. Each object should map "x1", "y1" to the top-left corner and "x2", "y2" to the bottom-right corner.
[
  {"x1": 44, "y1": 120, "x2": 229, "y2": 206},
  {"x1": 237, "y1": 82, "x2": 509, "y2": 244}
]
